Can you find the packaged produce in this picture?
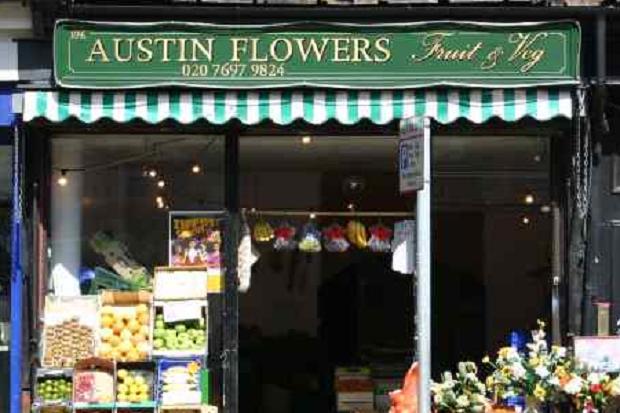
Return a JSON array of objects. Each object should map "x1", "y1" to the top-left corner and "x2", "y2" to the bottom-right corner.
[
  {"x1": 153, "y1": 302, "x2": 207, "y2": 354},
  {"x1": 41, "y1": 296, "x2": 98, "y2": 368},
  {"x1": 116, "y1": 367, "x2": 153, "y2": 404},
  {"x1": 35, "y1": 377, "x2": 72, "y2": 403},
  {"x1": 97, "y1": 291, "x2": 152, "y2": 362},
  {"x1": 346, "y1": 220, "x2": 368, "y2": 249},
  {"x1": 298, "y1": 222, "x2": 322, "y2": 253},
  {"x1": 273, "y1": 223, "x2": 297, "y2": 251},
  {"x1": 73, "y1": 358, "x2": 115, "y2": 404},
  {"x1": 322, "y1": 224, "x2": 350, "y2": 253},
  {"x1": 253, "y1": 219, "x2": 274, "y2": 242},
  {"x1": 368, "y1": 224, "x2": 393, "y2": 253},
  {"x1": 158, "y1": 359, "x2": 202, "y2": 406}
]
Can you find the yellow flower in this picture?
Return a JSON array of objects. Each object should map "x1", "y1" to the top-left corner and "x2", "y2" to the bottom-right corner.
[
  {"x1": 537, "y1": 319, "x2": 546, "y2": 328},
  {"x1": 502, "y1": 366, "x2": 512, "y2": 376},
  {"x1": 533, "y1": 384, "x2": 547, "y2": 401},
  {"x1": 555, "y1": 366, "x2": 567, "y2": 378},
  {"x1": 498, "y1": 347, "x2": 511, "y2": 358},
  {"x1": 482, "y1": 356, "x2": 491, "y2": 364},
  {"x1": 486, "y1": 376, "x2": 495, "y2": 388},
  {"x1": 529, "y1": 356, "x2": 540, "y2": 367}
]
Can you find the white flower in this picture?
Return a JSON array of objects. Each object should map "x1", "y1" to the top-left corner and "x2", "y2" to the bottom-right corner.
[
  {"x1": 587, "y1": 372, "x2": 605, "y2": 385},
  {"x1": 547, "y1": 376, "x2": 560, "y2": 386},
  {"x1": 511, "y1": 363, "x2": 527, "y2": 379},
  {"x1": 535, "y1": 366, "x2": 551, "y2": 378},
  {"x1": 564, "y1": 377, "x2": 584, "y2": 395},
  {"x1": 552, "y1": 346, "x2": 567, "y2": 358},
  {"x1": 456, "y1": 395, "x2": 470, "y2": 408},
  {"x1": 465, "y1": 372, "x2": 478, "y2": 382}
]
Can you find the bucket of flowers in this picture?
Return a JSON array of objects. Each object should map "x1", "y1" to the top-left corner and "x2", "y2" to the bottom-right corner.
[
  {"x1": 431, "y1": 361, "x2": 490, "y2": 413},
  {"x1": 483, "y1": 321, "x2": 572, "y2": 413},
  {"x1": 561, "y1": 370, "x2": 620, "y2": 412}
]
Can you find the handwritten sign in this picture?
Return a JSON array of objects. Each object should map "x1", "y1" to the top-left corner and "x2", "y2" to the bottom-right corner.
[{"x1": 54, "y1": 21, "x2": 580, "y2": 89}]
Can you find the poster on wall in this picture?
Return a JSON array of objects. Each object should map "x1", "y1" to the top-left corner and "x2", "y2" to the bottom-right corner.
[
  {"x1": 573, "y1": 336, "x2": 620, "y2": 373},
  {"x1": 168, "y1": 212, "x2": 221, "y2": 271}
]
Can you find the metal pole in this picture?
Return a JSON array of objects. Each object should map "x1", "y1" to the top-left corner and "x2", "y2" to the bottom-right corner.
[
  {"x1": 416, "y1": 117, "x2": 431, "y2": 413},
  {"x1": 10, "y1": 121, "x2": 23, "y2": 413}
]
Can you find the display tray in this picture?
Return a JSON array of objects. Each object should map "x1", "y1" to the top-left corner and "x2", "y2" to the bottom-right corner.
[
  {"x1": 72, "y1": 402, "x2": 115, "y2": 409},
  {"x1": 115, "y1": 401, "x2": 158, "y2": 409},
  {"x1": 159, "y1": 405, "x2": 217, "y2": 412},
  {"x1": 152, "y1": 350, "x2": 207, "y2": 358}
]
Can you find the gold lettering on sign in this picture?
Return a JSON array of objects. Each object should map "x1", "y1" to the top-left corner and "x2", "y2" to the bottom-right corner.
[
  {"x1": 250, "y1": 38, "x2": 269, "y2": 62},
  {"x1": 136, "y1": 38, "x2": 154, "y2": 62},
  {"x1": 374, "y1": 37, "x2": 391, "y2": 63},
  {"x1": 332, "y1": 37, "x2": 351, "y2": 62},
  {"x1": 86, "y1": 38, "x2": 110, "y2": 63},
  {"x1": 412, "y1": 32, "x2": 482, "y2": 63},
  {"x1": 508, "y1": 32, "x2": 548, "y2": 72},
  {"x1": 294, "y1": 38, "x2": 330, "y2": 62},
  {"x1": 270, "y1": 38, "x2": 294, "y2": 62},
  {"x1": 113, "y1": 38, "x2": 134, "y2": 62},
  {"x1": 230, "y1": 38, "x2": 248, "y2": 62},
  {"x1": 153, "y1": 38, "x2": 176, "y2": 62},
  {"x1": 190, "y1": 38, "x2": 214, "y2": 62}
]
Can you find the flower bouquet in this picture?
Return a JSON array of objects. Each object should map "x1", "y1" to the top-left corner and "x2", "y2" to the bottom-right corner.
[
  {"x1": 561, "y1": 371, "x2": 620, "y2": 413},
  {"x1": 483, "y1": 321, "x2": 571, "y2": 411},
  {"x1": 432, "y1": 362, "x2": 490, "y2": 413}
]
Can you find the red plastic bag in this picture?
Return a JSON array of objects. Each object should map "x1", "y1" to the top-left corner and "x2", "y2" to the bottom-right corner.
[{"x1": 389, "y1": 362, "x2": 419, "y2": 413}]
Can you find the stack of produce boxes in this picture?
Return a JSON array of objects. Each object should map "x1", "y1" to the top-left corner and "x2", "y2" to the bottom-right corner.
[
  {"x1": 35, "y1": 275, "x2": 215, "y2": 412},
  {"x1": 153, "y1": 267, "x2": 211, "y2": 412}
]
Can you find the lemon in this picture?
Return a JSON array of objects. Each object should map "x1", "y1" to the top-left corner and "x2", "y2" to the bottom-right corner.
[
  {"x1": 124, "y1": 376, "x2": 134, "y2": 386},
  {"x1": 117, "y1": 383, "x2": 128, "y2": 394},
  {"x1": 117, "y1": 369, "x2": 129, "y2": 379},
  {"x1": 117, "y1": 393, "x2": 128, "y2": 402},
  {"x1": 133, "y1": 375, "x2": 146, "y2": 386}
]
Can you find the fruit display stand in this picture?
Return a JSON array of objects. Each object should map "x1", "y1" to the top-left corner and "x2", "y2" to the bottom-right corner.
[
  {"x1": 115, "y1": 361, "x2": 157, "y2": 410},
  {"x1": 152, "y1": 300, "x2": 208, "y2": 358},
  {"x1": 40, "y1": 296, "x2": 98, "y2": 369},
  {"x1": 72, "y1": 357, "x2": 115, "y2": 410},
  {"x1": 32, "y1": 368, "x2": 73, "y2": 411},
  {"x1": 97, "y1": 291, "x2": 153, "y2": 363}
]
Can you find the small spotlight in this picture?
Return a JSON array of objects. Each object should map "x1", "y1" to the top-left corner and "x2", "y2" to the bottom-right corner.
[
  {"x1": 148, "y1": 169, "x2": 158, "y2": 178},
  {"x1": 157, "y1": 202, "x2": 165, "y2": 209},
  {"x1": 57, "y1": 171, "x2": 68, "y2": 187},
  {"x1": 156, "y1": 196, "x2": 163, "y2": 204},
  {"x1": 522, "y1": 216, "x2": 531, "y2": 225},
  {"x1": 347, "y1": 203, "x2": 355, "y2": 211},
  {"x1": 191, "y1": 164, "x2": 201, "y2": 174},
  {"x1": 524, "y1": 194, "x2": 535, "y2": 205},
  {"x1": 310, "y1": 213, "x2": 317, "y2": 220},
  {"x1": 157, "y1": 179, "x2": 166, "y2": 188},
  {"x1": 540, "y1": 205, "x2": 551, "y2": 213},
  {"x1": 301, "y1": 136, "x2": 312, "y2": 145}
]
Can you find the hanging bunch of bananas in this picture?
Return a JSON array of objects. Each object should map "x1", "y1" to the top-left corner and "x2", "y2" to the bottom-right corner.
[
  {"x1": 346, "y1": 220, "x2": 368, "y2": 248},
  {"x1": 253, "y1": 219, "x2": 274, "y2": 242}
]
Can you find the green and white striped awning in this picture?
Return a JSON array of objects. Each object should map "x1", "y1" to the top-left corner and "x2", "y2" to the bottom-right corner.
[{"x1": 23, "y1": 88, "x2": 572, "y2": 125}]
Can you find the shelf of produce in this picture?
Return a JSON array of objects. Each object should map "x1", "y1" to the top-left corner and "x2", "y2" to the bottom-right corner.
[
  {"x1": 73, "y1": 402, "x2": 115, "y2": 410},
  {"x1": 152, "y1": 350, "x2": 207, "y2": 358},
  {"x1": 115, "y1": 401, "x2": 157, "y2": 409}
]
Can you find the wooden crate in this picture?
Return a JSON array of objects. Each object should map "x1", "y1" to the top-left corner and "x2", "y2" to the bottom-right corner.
[{"x1": 152, "y1": 300, "x2": 208, "y2": 358}]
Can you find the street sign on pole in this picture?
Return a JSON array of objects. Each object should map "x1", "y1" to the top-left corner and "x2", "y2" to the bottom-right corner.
[
  {"x1": 399, "y1": 118, "x2": 424, "y2": 194},
  {"x1": 399, "y1": 116, "x2": 431, "y2": 413}
]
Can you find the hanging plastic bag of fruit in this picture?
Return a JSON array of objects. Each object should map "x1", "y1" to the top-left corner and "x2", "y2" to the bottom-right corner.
[
  {"x1": 273, "y1": 222, "x2": 298, "y2": 251},
  {"x1": 322, "y1": 223, "x2": 350, "y2": 252},
  {"x1": 298, "y1": 222, "x2": 322, "y2": 253},
  {"x1": 389, "y1": 362, "x2": 419, "y2": 413},
  {"x1": 368, "y1": 223, "x2": 393, "y2": 253},
  {"x1": 346, "y1": 220, "x2": 368, "y2": 249},
  {"x1": 253, "y1": 219, "x2": 274, "y2": 243}
]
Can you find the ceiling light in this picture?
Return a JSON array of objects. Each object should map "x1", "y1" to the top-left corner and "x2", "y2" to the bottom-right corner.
[
  {"x1": 148, "y1": 169, "x2": 158, "y2": 178},
  {"x1": 310, "y1": 213, "x2": 317, "y2": 220},
  {"x1": 301, "y1": 136, "x2": 312, "y2": 145},
  {"x1": 191, "y1": 164, "x2": 201, "y2": 174},
  {"x1": 524, "y1": 194, "x2": 535, "y2": 205},
  {"x1": 347, "y1": 203, "x2": 355, "y2": 211},
  {"x1": 156, "y1": 196, "x2": 163, "y2": 204},
  {"x1": 157, "y1": 179, "x2": 166, "y2": 188},
  {"x1": 57, "y1": 171, "x2": 68, "y2": 187},
  {"x1": 522, "y1": 216, "x2": 531, "y2": 225}
]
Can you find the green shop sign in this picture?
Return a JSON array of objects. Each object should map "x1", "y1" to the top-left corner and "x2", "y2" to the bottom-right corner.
[{"x1": 54, "y1": 20, "x2": 580, "y2": 89}]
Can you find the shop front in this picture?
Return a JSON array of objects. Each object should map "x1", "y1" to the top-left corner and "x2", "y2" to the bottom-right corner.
[{"x1": 17, "y1": 19, "x2": 581, "y2": 413}]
